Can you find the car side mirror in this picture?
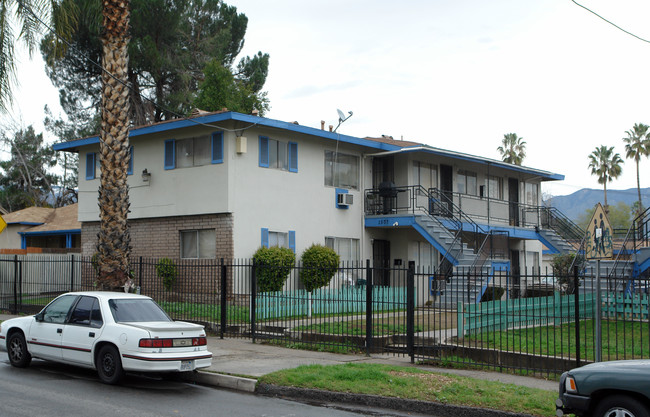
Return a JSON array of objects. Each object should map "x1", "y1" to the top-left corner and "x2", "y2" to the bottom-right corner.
[{"x1": 34, "y1": 312, "x2": 44, "y2": 322}]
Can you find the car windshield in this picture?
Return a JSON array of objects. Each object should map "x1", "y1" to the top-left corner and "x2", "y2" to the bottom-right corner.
[{"x1": 109, "y1": 299, "x2": 172, "y2": 322}]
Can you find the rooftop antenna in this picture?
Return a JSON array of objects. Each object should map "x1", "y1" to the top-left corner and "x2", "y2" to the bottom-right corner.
[{"x1": 333, "y1": 109, "x2": 353, "y2": 132}]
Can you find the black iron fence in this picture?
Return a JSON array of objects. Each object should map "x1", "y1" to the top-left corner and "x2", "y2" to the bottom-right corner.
[{"x1": 2, "y1": 254, "x2": 649, "y2": 377}]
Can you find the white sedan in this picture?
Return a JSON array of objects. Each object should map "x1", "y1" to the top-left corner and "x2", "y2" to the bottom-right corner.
[{"x1": 0, "y1": 292, "x2": 212, "y2": 384}]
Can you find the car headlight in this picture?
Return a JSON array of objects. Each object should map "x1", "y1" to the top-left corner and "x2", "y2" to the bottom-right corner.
[{"x1": 565, "y1": 376, "x2": 578, "y2": 393}]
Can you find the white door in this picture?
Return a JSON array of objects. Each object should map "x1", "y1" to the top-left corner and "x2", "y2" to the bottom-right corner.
[
  {"x1": 27, "y1": 295, "x2": 77, "y2": 361},
  {"x1": 62, "y1": 296, "x2": 104, "y2": 365}
]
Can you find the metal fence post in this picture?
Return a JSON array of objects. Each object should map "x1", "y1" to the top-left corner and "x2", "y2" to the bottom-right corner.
[
  {"x1": 407, "y1": 261, "x2": 415, "y2": 363},
  {"x1": 366, "y1": 259, "x2": 373, "y2": 356},
  {"x1": 12, "y1": 255, "x2": 18, "y2": 314},
  {"x1": 251, "y1": 259, "x2": 257, "y2": 344},
  {"x1": 220, "y1": 258, "x2": 227, "y2": 339},
  {"x1": 70, "y1": 254, "x2": 75, "y2": 292},
  {"x1": 574, "y1": 265, "x2": 581, "y2": 368},
  {"x1": 138, "y1": 256, "x2": 143, "y2": 291}
]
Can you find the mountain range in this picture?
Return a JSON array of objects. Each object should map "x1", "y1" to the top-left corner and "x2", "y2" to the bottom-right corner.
[{"x1": 546, "y1": 187, "x2": 650, "y2": 221}]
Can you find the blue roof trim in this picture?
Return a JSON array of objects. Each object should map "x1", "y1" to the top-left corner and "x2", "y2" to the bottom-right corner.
[
  {"x1": 397, "y1": 147, "x2": 564, "y2": 181},
  {"x1": 19, "y1": 229, "x2": 81, "y2": 236},
  {"x1": 53, "y1": 112, "x2": 402, "y2": 153}
]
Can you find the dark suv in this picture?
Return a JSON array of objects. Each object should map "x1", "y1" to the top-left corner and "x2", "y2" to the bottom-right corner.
[{"x1": 556, "y1": 360, "x2": 650, "y2": 417}]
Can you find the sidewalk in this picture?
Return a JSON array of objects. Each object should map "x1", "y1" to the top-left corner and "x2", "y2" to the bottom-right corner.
[{"x1": 1, "y1": 313, "x2": 557, "y2": 415}]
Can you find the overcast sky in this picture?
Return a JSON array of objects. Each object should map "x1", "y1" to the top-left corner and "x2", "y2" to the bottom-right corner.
[{"x1": 5, "y1": 0, "x2": 650, "y2": 198}]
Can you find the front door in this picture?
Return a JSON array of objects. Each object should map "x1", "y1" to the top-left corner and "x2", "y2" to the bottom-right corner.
[
  {"x1": 373, "y1": 240, "x2": 391, "y2": 286},
  {"x1": 508, "y1": 178, "x2": 519, "y2": 226},
  {"x1": 28, "y1": 294, "x2": 78, "y2": 361},
  {"x1": 440, "y1": 164, "x2": 453, "y2": 216}
]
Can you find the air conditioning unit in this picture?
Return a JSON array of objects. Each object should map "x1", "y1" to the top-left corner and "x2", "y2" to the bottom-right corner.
[{"x1": 337, "y1": 193, "x2": 353, "y2": 206}]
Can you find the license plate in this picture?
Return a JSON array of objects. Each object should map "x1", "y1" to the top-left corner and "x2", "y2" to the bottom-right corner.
[{"x1": 180, "y1": 360, "x2": 194, "y2": 371}]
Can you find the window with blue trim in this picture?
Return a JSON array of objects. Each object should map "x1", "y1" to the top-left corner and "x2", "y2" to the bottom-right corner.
[
  {"x1": 261, "y1": 228, "x2": 296, "y2": 252},
  {"x1": 259, "y1": 136, "x2": 297, "y2": 172},
  {"x1": 85, "y1": 152, "x2": 98, "y2": 180},
  {"x1": 164, "y1": 132, "x2": 223, "y2": 170}
]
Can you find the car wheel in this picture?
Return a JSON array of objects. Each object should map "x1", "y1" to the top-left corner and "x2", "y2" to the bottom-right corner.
[
  {"x1": 96, "y1": 345, "x2": 124, "y2": 385},
  {"x1": 593, "y1": 395, "x2": 650, "y2": 417},
  {"x1": 7, "y1": 332, "x2": 31, "y2": 368}
]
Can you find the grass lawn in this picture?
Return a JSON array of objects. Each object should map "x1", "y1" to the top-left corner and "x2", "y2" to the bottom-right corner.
[
  {"x1": 462, "y1": 319, "x2": 650, "y2": 361},
  {"x1": 294, "y1": 320, "x2": 423, "y2": 336},
  {"x1": 259, "y1": 363, "x2": 556, "y2": 417}
]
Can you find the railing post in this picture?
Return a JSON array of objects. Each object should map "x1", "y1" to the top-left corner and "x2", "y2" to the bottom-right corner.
[
  {"x1": 365, "y1": 259, "x2": 373, "y2": 356},
  {"x1": 70, "y1": 254, "x2": 75, "y2": 292},
  {"x1": 574, "y1": 266, "x2": 581, "y2": 368},
  {"x1": 251, "y1": 259, "x2": 257, "y2": 344},
  {"x1": 407, "y1": 261, "x2": 415, "y2": 363},
  {"x1": 12, "y1": 255, "x2": 18, "y2": 315},
  {"x1": 220, "y1": 258, "x2": 227, "y2": 339}
]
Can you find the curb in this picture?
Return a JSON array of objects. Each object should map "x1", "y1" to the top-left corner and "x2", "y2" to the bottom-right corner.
[
  {"x1": 255, "y1": 383, "x2": 536, "y2": 417},
  {"x1": 190, "y1": 371, "x2": 257, "y2": 392}
]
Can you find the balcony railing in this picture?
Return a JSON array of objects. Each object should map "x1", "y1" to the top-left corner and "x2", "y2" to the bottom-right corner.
[{"x1": 365, "y1": 185, "x2": 553, "y2": 230}]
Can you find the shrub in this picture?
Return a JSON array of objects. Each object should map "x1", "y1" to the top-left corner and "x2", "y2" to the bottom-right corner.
[
  {"x1": 253, "y1": 246, "x2": 296, "y2": 292},
  {"x1": 480, "y1": 286, "x2": 505, "y2": 302},
  {"x1": 300, "y1": 244, "x2": 340, "y2": 292},
  {"x1": 156, "y1": 258, "x2": 178, "y2": 291}
]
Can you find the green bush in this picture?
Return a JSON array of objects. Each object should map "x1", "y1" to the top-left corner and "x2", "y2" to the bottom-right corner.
[
  {"x1": 300, "y1": 244, "x2": 340, "y2": 292},
  {"x1": 480, "y1": 286, "x2": 505, "y2": 302},
  {"x1": 156, "y1": 258, "x2": 178, "y2": 291},
  {"x1": 253, "y1": 246, "x2": 296, "y2": 292}
]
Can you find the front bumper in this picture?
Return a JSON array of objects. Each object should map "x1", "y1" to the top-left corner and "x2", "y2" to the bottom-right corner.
[
  {"x1": 120, "y1": 349, "x2": 213, "y2": 373},
  {"x1": 556, "y1": 372, "x2": 591, "y2": 416}
]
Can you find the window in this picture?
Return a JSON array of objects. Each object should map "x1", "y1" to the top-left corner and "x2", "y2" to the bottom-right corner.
[
  {"x1": 127, "y1": 146, "x2": 133, "y2": 175},
  {"x1": 180, "y1": 229, "x2": 216, "y2": 259},
  {"x1": 325, "y1": 237, "x2": 360, "y2": 264},
  {"x1": 261, "y1": 228, "x2": 296, "y2": 252},
  {"x1": 486, "y1": 176, "x2": 502, "y2": 199},
  {"x1": 42, "y1": 295, "x2": 77, "y2": 324},
  {"x1": 109, "y1": 299, "x2": 171, "y2": 323},
  {"x1": 457, "y1": 170, "x2": 477, "y2": 195},
  {"x1": 325, "y1": 151, "x2": 359, "y2": 189},
  {"x1": 164, "y1": 132, "x2": 223, "y2": 170},
  {"x1": 413, "y1": 161, "x2": 437, "y2": 191},
  {"x1": 69, "y1": 296, "x2": 102, "y2": 328},
  {"x1": 259, "y1": 136, "x2": 297, "y2": 172},
  {"x1": 525, "y1": 182, "x2": 539, "y2": 206},
  {"x1": 85, "y1": 152, "x2": 99, "y2": 180}
]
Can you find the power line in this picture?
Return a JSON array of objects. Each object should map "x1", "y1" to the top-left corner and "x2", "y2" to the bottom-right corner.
[
  {"x1": 570, "y1": 0, "x2": 650, "y2": 44},
  {"x1": 15, "y1": 0, "x2": 259, "y2": 136}
]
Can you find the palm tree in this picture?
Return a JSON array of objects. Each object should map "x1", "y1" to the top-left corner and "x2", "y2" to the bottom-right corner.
[
  {"x1": 497, "y1": 133, "x2": 526, "y2": 165},
  {"x1": 623, "y1": 123, "x2": 650, "y2": 216},
  {"x1": 96, "y1": 0, "x2": 131, "y2": 289},
  {"x1": 588, "y1": 145, "x2": 623, "y2": 214},
  {"x1": 0, "y1": 1, "x2": 76, "y2": 112}
]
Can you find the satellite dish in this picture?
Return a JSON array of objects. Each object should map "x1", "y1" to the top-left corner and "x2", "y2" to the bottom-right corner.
[{"x1": 337, "y1": 109, "x2": 346, "y2": 122}]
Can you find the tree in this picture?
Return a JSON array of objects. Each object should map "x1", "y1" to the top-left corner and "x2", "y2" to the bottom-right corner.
[
  {"x1": 497, "y1": 133, "x2": 526, "y2": 165},
  {"x1": 577, "y1": 201, "x2": 632, "y2": 232},
  {"x1": 0, "y1": 125, "x2": 59, "y2": 211},
  {"x1": 622, "y1": 123, "x2": 650, "y2": 216},
  {"x1": 195, "y1": 58, "x2": 269, "y2": 114},
  {"x1": 588, "y1": 145, "x2": 623, "y2": 214},
  {"x1": 95, "y1": 0, "x2": 132, "y2": 290},
  {"x1": 41, "y1": 0, "x2": 269, "y2": 130},
  {"x1": 0, "y1": 0, "x2": 77, "y2": 112}
]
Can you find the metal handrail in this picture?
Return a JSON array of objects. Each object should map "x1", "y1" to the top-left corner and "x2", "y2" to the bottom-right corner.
[{"x1": 537, "y1": 206, "x2": 584, "y2": 242}]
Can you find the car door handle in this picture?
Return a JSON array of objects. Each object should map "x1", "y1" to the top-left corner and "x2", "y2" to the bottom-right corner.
[
  {"x1": 89, "y1": 332, "x2": 95, "y2": 338},
  {"x1": 57, "y1": 328, "x2": 63, "y2": 334}
]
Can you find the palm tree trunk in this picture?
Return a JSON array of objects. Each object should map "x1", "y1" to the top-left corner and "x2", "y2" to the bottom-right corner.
[
  {"x1": 97, "y1": 0, "x2": 132, "y2": 290},
  {"x1": 603, "y1": 181, "x2": 608, "y2": 214},
  {"x1": 637, "y1": 160, "x2": 643, "y2": 216}
]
